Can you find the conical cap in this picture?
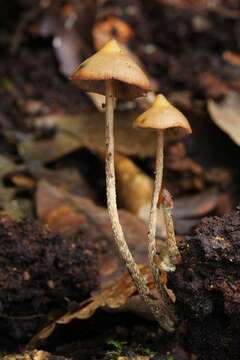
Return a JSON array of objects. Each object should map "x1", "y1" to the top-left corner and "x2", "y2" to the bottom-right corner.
[
  {"x1": 134, "y1": 94, "x2": 192, "y2": 133},
  {"x1": 70, "y1": 39, "x2": 151, "y2": 100}
]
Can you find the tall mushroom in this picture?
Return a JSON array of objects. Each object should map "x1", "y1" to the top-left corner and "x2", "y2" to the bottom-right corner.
[
  {"x1": 70, "y1": 40, "x2": 175, "y2": 331},
  {"x1": 134, "y1": 94, "x2": 192, "y2": 291}
]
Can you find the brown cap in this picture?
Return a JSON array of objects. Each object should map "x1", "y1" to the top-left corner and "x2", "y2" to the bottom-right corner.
[
  {"x1": 70, "y1": 39, "x2": 151, "y2": 100},
  {"x1": 134, "y1": 94, "x2": 192, "y2": 133}
]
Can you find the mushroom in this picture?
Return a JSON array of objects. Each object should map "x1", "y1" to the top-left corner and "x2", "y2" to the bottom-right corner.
[
  {"x1": 134, "y1": 94, "x2": 192, "y2": 291},
  {"x1": 70, "y1": 40, "x2": 175, "y2": 331}
]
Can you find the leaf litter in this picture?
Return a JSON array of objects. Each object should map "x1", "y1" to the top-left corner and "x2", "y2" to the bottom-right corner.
[{"x1": 208, "y1": 92, "x2": 240, "y2": 146}]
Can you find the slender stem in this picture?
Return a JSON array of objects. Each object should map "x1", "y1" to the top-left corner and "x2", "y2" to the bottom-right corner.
[
  {"x1": 148, "y1": 131, "x2": 169, "y2": 295},
  {"x1": 162, "y1": 198, "x2": 181, "y2": 267},
  {"x1": 105, "y1": 80, "x2": 175, "y2": 332}
]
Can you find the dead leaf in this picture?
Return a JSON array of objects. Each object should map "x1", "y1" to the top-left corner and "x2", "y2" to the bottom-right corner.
[
  {"x1": 32, "y1": 166, "x2": 95, "y2": 199},
  {"x1": 19, "y1": 131, "x2": 80, "y2": 163},
  {"x1": 173, "y1": 188, "x2": 219, "y2": 219},
  {"x1": 19, "y1": 110, "x2": 187, "y2": 164},
  {"x1": 27, "y1": 266, "x2": 153, "y2": 349},
  {"x1": 19, "y1": 111, "x2": 157, "y2": 163},
  {"x1": 208, "y1": 92, "x2": 240, "y2": 145}
]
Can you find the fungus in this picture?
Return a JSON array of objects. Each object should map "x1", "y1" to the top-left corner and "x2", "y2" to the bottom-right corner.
[
  {"x1": 134, "y1": 94, "x2": 192, "y2": 290},
  {"x1": 70, "y1": 41, "x2": 174, "y2": 331}
]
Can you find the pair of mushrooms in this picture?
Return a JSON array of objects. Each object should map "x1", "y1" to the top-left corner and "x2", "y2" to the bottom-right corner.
[{"x1": 70, "y1": 40, "x2": 191, "y2": 332}]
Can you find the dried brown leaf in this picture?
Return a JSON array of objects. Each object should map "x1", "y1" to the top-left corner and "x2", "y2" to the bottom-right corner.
[
  {"x1": 208, "y1": 92, "x2": 240, "y2": 145},
  {"x1": 19, "y1": 111, "x2": 157, "y2": 163},
  {"x1": 19, "y1": 131, "x2": 80, "y2": 163}
]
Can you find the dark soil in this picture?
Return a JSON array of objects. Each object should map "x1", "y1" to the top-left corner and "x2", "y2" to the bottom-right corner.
[
  {"x1": 170, "y1": 206, "x2": 240, "y2": 360},
  {"x1": 0, "y1": 215, "x2": 98, "y2": 352}
]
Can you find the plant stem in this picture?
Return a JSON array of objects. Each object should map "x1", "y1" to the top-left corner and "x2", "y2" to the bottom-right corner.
[
  {"x1": 148, "y1": 131, "x2": 170, "y2": 296},
  {"x1": 105, "y1": 80, "x2": 175, "y2": 332}
]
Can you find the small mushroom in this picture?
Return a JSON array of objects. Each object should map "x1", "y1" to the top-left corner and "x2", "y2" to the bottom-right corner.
[
  {"x1": 70, "y1": 41, "x2": 174, "y2": 331},
  {"x1": 134, "y1": 94, "x2": 192, "y2": 290}
]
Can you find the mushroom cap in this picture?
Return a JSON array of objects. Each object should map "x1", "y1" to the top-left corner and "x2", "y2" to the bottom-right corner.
[
  {"x1": 134, "y1": 94, "x2": 192, "y2": 133},
  {"x1": 70, "y1": 39, "x2": 151, "y2": 100}
]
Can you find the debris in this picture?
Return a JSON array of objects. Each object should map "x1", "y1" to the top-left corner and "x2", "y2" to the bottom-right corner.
[
  {"x1": 3, "y1": 350, "x2": 70, "y2": 360},
  {"x1": 27, "y1": 266, "x2": 161, "y2": 349},
  {"x1": 27, "y1": 266, "x2": 154, "y2": 349}
]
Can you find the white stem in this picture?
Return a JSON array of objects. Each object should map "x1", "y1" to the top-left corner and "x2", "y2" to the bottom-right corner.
[{"x1": 105, "y1": 80, "x2": 174, "y2": 332}]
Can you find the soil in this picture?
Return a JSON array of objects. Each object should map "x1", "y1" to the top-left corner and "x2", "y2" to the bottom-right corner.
[
  {"x1": 170, "y1": 207, "x2": 240, "y2": 360},
  {"x1": 0, "y1": 216, "x2": 98, "y2": 353}
]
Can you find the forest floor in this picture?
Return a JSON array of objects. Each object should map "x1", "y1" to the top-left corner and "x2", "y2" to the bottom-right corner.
[{"x1": 0, "y1": 1, "x2": 240, "y2": 359}]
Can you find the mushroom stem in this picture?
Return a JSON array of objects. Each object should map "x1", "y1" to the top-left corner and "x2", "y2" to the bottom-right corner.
[
  {"x1": 162, "y1": 192, "x2": 181, "y2": 266},
  {"x1": 148, "y1": 130, "x2": 168, "y2": 295},
  {"x1": 105, "y1": 80, "x2": 175, "y2": 332}
]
